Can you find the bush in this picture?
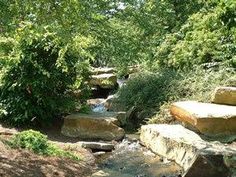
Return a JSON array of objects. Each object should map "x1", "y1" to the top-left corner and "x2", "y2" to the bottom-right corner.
[
  {"x1": 10, "y1": 130, "x2": 80, "y2": 161},
  {"x1": 0, "y1": 24, "x2": 79, "y2": 126},
  {"x1": 114, "y1": 69, "x2": 181, "y2": 128},
  {"x1": 150, "y1": 1, "x2": 236, "y2": 69},
  {"x1": 116, "y1": 69, "x2": 179, "y2": 110},
  {"x1": 0, "y1": 37, "x2": 17, "y2": 85},
  {"x1": 10, "y1": 130, "x2": 48, "y2": 154},
  {"x1": 115, "y1": 66, "x2": 236, "y2": 126},
  {"x1": 150, "y1": 66, "x2": 236, "y2": 124}
]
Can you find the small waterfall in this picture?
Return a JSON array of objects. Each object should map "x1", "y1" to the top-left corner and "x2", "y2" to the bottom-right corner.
[{"x1": 92, "y1": 102, "x2": 107, "y2": 113}]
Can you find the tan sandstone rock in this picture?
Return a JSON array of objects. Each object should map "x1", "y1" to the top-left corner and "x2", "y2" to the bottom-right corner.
[
  {"x1": 170, "y1": 101, "x2": 236, "y2": 136},
  {"x1": 140, "y1": 124, "x2": 236, "y2": 177},
  {"x1": 61, "y1": 112, "x2": 125, "y2": 141},
  {"x1": 212, "y1": 87, "x2": 236, "y2": 105},
  {"x1": 90, "y1": 73, "x2": 117, "y2": 89},
  {"x1": 91, "y1": 67, "x2": 116, "y2": 75}
]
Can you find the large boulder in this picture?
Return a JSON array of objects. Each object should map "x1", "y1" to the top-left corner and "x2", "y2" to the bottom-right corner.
[
  {"x1": 90, "y1": 73, "x2": 117, "y2": 89},
  {"x1": 212, "y1": 87, "x2": 236, "y2": 105},
  {"x1": 140, "y1": 124, "x2": 236, "y2": 177},
  {"x1": 170, "y1": 101, "x2": 236, "y2": 136},
  {"x1": 61, "y1": 112, "x2": 125, "y2": 141}
]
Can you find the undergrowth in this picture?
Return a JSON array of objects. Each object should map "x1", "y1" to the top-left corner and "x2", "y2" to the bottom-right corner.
[
  {"x1": 8, "y1": 130, "x2": 80, "y2": 161},
  {"x1": 115, "y1": 65, "x2": 236, "y2": 126}
]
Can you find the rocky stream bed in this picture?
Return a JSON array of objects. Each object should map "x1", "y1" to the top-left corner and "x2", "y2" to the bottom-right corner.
[{"x1": 0, "y1": 67, "x2": 235, "y2": 177}]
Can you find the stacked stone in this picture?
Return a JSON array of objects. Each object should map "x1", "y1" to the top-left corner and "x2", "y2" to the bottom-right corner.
[
  {"x1": 89, "y1": 67, "x2": 117, "y2": 89},
  {"x1": 170, "y1": 87, "x2": 236, "y2": 136},
  {"x1": 140, "y1": 86, "x2": 236, "y2": 177}
]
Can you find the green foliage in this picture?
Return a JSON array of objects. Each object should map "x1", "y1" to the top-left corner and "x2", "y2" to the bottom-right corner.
[
  {"x1": 90, "y1": 0, "x2": 203, "y2": 69},
  {"x1": 0, "y1": 24, "x2": 79, "y2": 126},
  {"x1": 116, "y1": 66, "x2": 236, "y2": 125},
  {"x1": 151, "y1": 1, "x2": 236, "y2": 69},
  {"x1": 10, "y1": 130, "x2": 48, "y2": 154},
  {"x1": 150, "y1": 66, "x2": 236, "y2": 124},
  {"x1": 10, "y1": 130, "x2": 80, "y2": 161},
  {"x1": 1, "y1": 0, "x2": 236, "y2": 128},
  {"x1": 78, "y1": 104, "x2": 91, "y2": 114},
  {"x1": 116, "y1": 70, "x2": 178, "y2": 110},
  {"x1": 0, "y1": 37, "x2": 17, "y2": 83},
  {"x1": 2, "y1": 0, "x2": 236, "y2": 71}
]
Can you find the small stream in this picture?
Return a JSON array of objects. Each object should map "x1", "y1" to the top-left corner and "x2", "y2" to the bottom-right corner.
[
  {"x1": 93, "y1": 139, "x2": 182, "y2": 177},
  {"x1": 90, "y1": 98, "x2": 182, "y2": 177}
]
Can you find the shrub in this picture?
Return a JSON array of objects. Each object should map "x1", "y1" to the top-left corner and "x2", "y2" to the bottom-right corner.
[
  {"x1": 0, "y1": 37, "x2": 17, "y2": 85},
  {"x1": 10, "y1": 130, "x2": 80, "y2": 161},
  {"x1": 151, "y1": 1, "x2": 236, "y2": 69},
  {"x1": 116, "y1": 69, "x2": 179, "y2": 110},
  {"x1": 0, "y1": 24, "x2": 79, "y2": 126},
  {"x1": 10, "y1": 130, "x2": 48, "y2": 154},
  {"x1": 150, "y1": 66, "x2": 236, "y2": 124},
  {"x1": 115, "y1": 65, "x2": 236, "y2": 126},
  {"x1": 115, "y1": 69, "x2": 180, "y2": 128}
]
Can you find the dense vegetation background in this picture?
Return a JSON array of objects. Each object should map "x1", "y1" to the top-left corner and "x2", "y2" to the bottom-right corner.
[{"x1": 0, "y1": 0, "x2": 235, "y2": 126}]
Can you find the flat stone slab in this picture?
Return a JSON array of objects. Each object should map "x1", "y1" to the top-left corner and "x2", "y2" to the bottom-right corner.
[
  {"x1": 140, "y1": 124, "x2": 236, "y2": 177},
  {"x1": 61, "y1": 112, "x2": 125, "y2": 141},
  {"x1": 90, "y1": 73, "x2": 117, "y2": 89},
  {"x1": 170, "y1": 101, "x2": 236, "y2": 135},
  {"x1": 213, "y1": 87, "x2": 236, "y2": 105},
  {"x1": 78, "y1": 142, "x2": 114, "y2": 151}
]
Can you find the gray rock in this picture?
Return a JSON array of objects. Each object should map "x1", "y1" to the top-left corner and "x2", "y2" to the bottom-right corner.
[
  {"x1": 78, "y1": 142, "x2": 114, "y2": 151},
  {"x1": 140, "y1": 124, "x2": 236, "y2": 177}
]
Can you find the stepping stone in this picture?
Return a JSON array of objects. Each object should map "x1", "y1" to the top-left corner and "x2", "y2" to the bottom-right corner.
[
  {"x1": 140, "y1": 124, "x2": 236, "y2": 177},
  {"x1": 61, "y1": 112, "x2": 125, "y2": 141},
  {"x1": 78, "y1": 142, "x2": 114, "y2": 151},
  {"x1": 90, "y1": 73, "x2": 117, "y2": 89},
  {"x1": 212, "y1": 87, "x2": 236, "y2": 105},
  {"x1": 170, "y1": 101, "x2": 236, "y2": 136}
]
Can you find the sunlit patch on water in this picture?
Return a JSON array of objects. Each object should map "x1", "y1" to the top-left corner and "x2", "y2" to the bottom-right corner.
[{"x1": 94, "y1": 139, "x2": 182, "y2": 177}]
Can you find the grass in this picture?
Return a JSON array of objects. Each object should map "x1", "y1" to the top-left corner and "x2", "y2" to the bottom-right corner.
[
  {"x1": 7, "y1": 130, "x2": 80, "y2": 161},
  {"x1": 114, "y1": 65, "x2": 236, "y2": 127}
]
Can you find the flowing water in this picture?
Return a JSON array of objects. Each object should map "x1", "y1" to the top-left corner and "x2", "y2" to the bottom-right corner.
[
  {"x1": 90, "y1": 98, "x2": 182, "y2": 177},
  {"x1": 93, "y1": 139, "x2": 182, "y2": 177}
]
